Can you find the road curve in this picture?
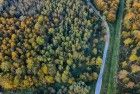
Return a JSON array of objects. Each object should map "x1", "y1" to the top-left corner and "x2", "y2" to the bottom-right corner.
[{"x1": 86, "y1": 0, "x2": 110, "y2": 94}]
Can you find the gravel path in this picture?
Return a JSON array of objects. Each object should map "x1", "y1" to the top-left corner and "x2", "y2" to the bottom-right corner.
[{"x1": 86, "y1": 0, "x2": 110, "y2": 94}]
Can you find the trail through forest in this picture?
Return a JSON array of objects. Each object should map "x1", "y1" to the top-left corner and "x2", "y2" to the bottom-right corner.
[{"x1": 86, "y1": 0, "x2": 110, "y2": 94}]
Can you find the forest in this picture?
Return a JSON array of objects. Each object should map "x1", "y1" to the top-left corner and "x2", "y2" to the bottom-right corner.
[{"x1": 0, "y1": 0, "x2": 139, "y2": 94}]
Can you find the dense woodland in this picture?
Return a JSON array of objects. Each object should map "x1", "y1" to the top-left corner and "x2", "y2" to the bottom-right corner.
[
  {"x1": 94, "y1": 0, "x2": 119, "y2": 22},
  {"x1": 0, "y1": 0, "x2": 106, "y2": 93},
  {"x1": 118, "y1": 0, "x2": 140, "y2": 93},
  {"x1": 0, "y1": 0, "x2": 140, "y2": 94}
]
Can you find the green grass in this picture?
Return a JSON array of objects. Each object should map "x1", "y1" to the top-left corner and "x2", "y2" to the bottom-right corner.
[
  {"x1": 105, "y1": 0, "x2": 125, "y2": 94},
  {"x1": 100, "y1": 23, "x2": 115, "y2": 94},
  {"x1": 101, "y1": 0, "x2": 125, "y2": 93}
]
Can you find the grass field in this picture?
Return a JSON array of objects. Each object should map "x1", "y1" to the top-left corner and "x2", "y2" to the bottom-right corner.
[{"x1": 101, "y1": 0, "x2": 125, "y2": 94}]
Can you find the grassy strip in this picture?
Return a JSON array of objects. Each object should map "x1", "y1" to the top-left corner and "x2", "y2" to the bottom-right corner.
[
  {"x1": 100, "y1": 23, "x2": 115, "y2": 94},
  {"x1": 106, "y1": 0, "x2": 125, "y2": 94}
]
